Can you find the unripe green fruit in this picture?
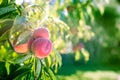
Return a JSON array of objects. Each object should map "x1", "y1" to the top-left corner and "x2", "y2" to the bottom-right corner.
[
  {"x1": 31, "y1": 38, "x2": 52, "y2": 59},
  {"x1": 33, "y1": 27, "x2": 50, "y2": 39}
]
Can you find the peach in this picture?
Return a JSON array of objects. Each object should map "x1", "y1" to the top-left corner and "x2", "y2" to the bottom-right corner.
[
  {"x1": 13, "y1": 38, "x2": 33, "y2": 53},
  {"x1": 72, "y1": 45, "x2": 79, "y2": 52},
  {"x1": 71, "y1": 28, "x2": 78, "y2": 35},
  {"x1": 72, "y1": 43, "x2": 84, "y2": 52},
  {"x1": 14, "y1": 43, "x2": 29, "y2": 53},
  {"x1": 33, "y1": 27, "x2": 50, "y2": 39},
  {"x1": 31, "y1": 38, "x2": 52, "y2": 59},
  {"x1": 77, "y1": 43, "x2": 84, "y2": 49}
]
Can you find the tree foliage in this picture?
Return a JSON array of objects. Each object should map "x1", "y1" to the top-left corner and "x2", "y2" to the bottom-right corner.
[{"x1": 0, "y1": 0, "x2": 116, "y2": 79}]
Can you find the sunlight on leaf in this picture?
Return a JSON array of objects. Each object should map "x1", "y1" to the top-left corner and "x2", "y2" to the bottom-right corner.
[
  {"x1": 0, "y1": 5, "x2": 16, "y2": 16},
  {"x1": 81, "y1": 48, "x2": 89, "y2": 62},
  {"x1": 10, "y1": 15, "x2": 32, "y2": 46},
  {"x1": 35, "y1": 57, "x2": 41, "y2": 79},
  {"x1": 12, "y1": 54, "x2": 31, "y2": 64},
  {"x1": 98, "y1": 3, "x2": 104, "y2": 15},
  {"x1": 16, "y1": 30, "x2": 33, "y2": 45},
  {"x1": 75, "y1": 51, "x2": 81, "y2": 61}
]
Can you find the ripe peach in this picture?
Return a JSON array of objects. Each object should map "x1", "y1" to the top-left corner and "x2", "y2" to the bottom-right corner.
[
  {"x1": 71, "y1": 28, "x2": 78, "y2": 35},
  {"x1": 13, "y1": 38, "x2": 33, "y2": 53},
  {"x1": 72, "y1": 43, "x2": 84, "y2": 52},
  {"x1": 77, "y1": 43, "x2": 84, "y2": 49},
  {"x1": 31, "y1": 38, "x2": 52, "y2": 59},
  {"x1": 14, "y1": 43, "x2": 29, "y2": 53},
  {"x1": 72, "y1": 45, "x2": 79, "y2": 52},
  {"x1": 33, "y1": 27, "x2": 50, "y2": 39}
]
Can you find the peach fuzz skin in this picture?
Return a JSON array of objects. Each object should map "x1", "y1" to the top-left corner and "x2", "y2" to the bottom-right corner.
[
  {"x1": 33, "y1": 27, "x2": 50, "y2": 39},
  {"x1": 14, "y1": 43, "x2": 29, "y2": 53},
  {"x1": 31, "y1": 38, "x2": 52, "y2": 59},
  {"x1": 13, "y1": 38, "x2": 33, "y2": 53}
]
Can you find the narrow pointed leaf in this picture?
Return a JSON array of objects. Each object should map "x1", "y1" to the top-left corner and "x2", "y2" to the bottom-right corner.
[
  {"x1": 48, "y1": 69, "x2": 56, "y2": 80},
  {"x1": 35, "y1": 57, "x2": 41, "y2": 79},
  {"x1": 12, "y1": 54, "x2": 31, "y2": 64},
  {"x1": 0, "y1": 5, "x2": 16, "y2": 16}
]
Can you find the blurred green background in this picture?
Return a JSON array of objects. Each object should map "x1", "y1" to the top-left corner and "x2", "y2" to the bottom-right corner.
[{"x1": 55, "y1": 0, "x2": 120, "y2": 80}]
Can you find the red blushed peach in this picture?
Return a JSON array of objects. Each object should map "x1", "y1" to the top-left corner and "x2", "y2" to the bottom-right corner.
[
  {"x1": 31, "y1": 38, "x2": 52, "y2": 59},
  {"x1": 14, "y1": 43, "x2": 29, "y2": 53},
  {"x1": 77, "y1": 43, "x2": 84, "y2": 50},
  {"x1": 13, "y1": 38, "x2": 34, "y2": 53},
  {"x1": 71, "y1": 28, "x2": 78, "y2": 35},
  {"x1": 72, "y1": 43, "x2": 84, "y2": 52},
  {"x1": 72, "y1": 46, "x2": 79, "y2": 52},
  {"x1": 33, "y1": 27, "x2": 50, "y2": 39}
]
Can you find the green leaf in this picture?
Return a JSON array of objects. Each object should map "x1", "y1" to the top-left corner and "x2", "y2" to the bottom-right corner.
[
  {"x1": 75, "y1": 51, "x2": 80, "y2": 61},
  {"x1": 50, "y1": 50, "x2": 62, "y2": 73},
  {"x1": 10, "y1": 15, "x2": 32, "y2": 45},
  {"x1": 41, "y1": 17, "x2": 71, "y2": 41},
  {"x1": 27, "y1": 73, "x2": 34, "y2": 80},
  {"x1": 56, "y1": 52, "x2": 62, "y2": 67},
  {"x1": 48, "y1": 69, "x2": 56, "y2": 80},
  {"x1": 81, "y1": 48, "x2": 89, "y2": 62},
  {"x1": 5, "y1": 62, "x2": 10, "y2": 75},
  {"x1": 0, "y1": 0, "x2": 8, "y2": 7},
  {"x1": 0, "y1": 5, "x2": 16, "y2": 16},
  {"x1": 0, "y1": 61, "x2": 7, "y2": 80},
  {"x1": 98, "y1": 3, "x2": 104, "y2": 15},
  {"x1": 0, "y1": 0, "x2": 2, "y2": 4},
  {"x1": 23, "y1": 5, "x2": 45, "y2": 23},
  {"x1": 0, "y1": 19, "x2": 13, "y2": 37},
  {"x1": 13, "y1": 15, "x2": 26, "y2": 25},
  {"x1": 45, "y1": 56, "x2": 51, "y2": 69},
  {"x1": 16, "y1": 30, "x2": 33, "y2": 45},
  {"x1": 0, "y1": 30, "x2": 9, "y2": 41},
  {"x1": 8, "y1": 65, "x2": 31, "y2": 80},
  {"x1": 34, "y1": 57, "x2": 41, "y2": 79},
  {"x1": 9, "y1": 63, "x2": 20, "y2": 76},
  {"x1": 52, "y1": 51, "x2": 62, "y2": 73},
  {"x1": 10, "y1": 15, "x2": 27, "y2": 35},
  {"x1": 13, "y1": 66, "x2": 30, "y2": 80},
  {"x1": 41, "y1": 68, "x2": 50, "y2": 80},
  {"x1": 12, "y1": 54, "x2": 31, "y2": 64},
  {"x1": 54, "y1": 63, "x2": 58, "y2": 73}
]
